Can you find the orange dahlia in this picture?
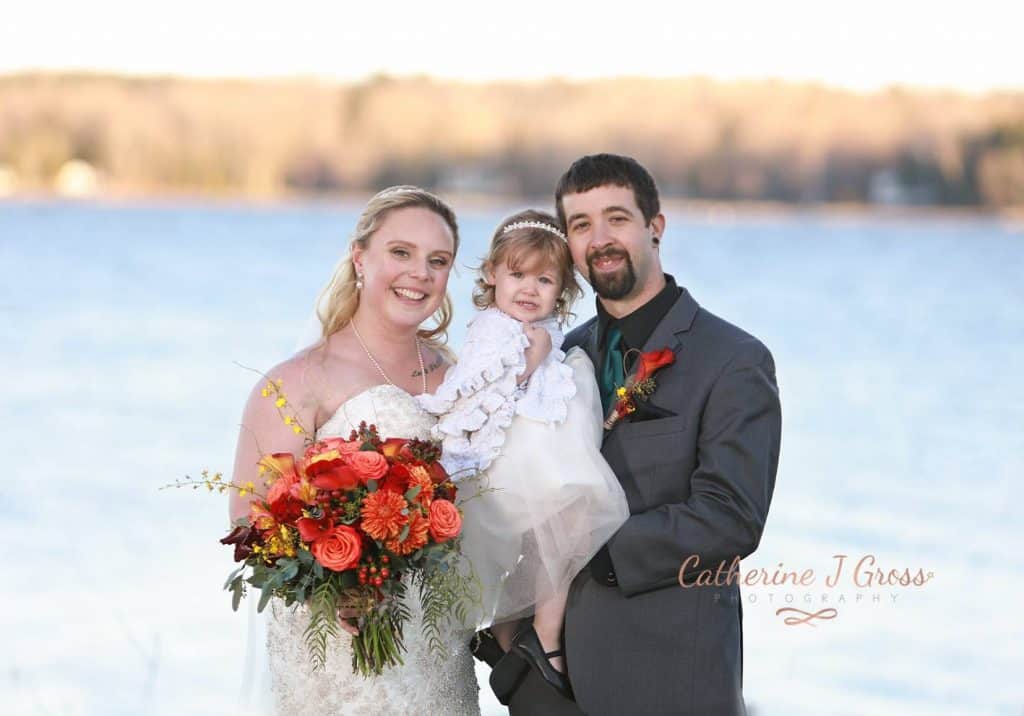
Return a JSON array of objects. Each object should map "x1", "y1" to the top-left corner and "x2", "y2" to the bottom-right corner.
[
  {"x1": 385, "y1": 510, "x2": 430, "y2": 556},
  {"x1": 406, "y1": 465, "x2": 435, "y2": 506},
  {"x1": 360, "y1": 489, "x2": 409, "y2": 541}
]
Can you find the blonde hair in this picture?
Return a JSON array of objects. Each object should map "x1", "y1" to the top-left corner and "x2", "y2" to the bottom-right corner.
[
  {"x1": 316, "y1": 186, "x2": 460, "y2": 345},
  {"x1": 473, "y1": 209, "x2": 582, "y2": 324}
]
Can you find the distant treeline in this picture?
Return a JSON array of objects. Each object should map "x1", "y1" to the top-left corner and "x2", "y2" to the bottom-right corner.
[{"x1": 2, "y1": 72, "x2": 1023, "y2": 206}]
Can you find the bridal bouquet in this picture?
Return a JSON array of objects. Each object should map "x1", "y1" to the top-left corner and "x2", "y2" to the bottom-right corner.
[{"x1": 177, "y1": 380, "x2": 476, "y2": 676}]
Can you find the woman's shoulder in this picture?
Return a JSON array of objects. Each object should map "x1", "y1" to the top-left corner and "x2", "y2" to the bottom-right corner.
[{"x1": 240, "y1": 349, "x2": 323, "y2": 419}]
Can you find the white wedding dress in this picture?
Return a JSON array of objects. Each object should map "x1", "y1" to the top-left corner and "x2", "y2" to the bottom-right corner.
[{"x1": 258, "y1": 385, "x2": 480, "y2": 715}]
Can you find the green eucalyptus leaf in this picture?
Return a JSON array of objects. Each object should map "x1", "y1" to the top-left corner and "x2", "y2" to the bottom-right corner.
[
  {"x1": 257, "y1": 587, "x2": 273, "y2": 613},
  {"x1": 223, "y1": 565, "x2": 246, "y2": 591}
]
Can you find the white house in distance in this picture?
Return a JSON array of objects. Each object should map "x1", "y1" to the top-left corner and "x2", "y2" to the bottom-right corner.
[{"x1": 54, "y1": 159, "x2": 100, "y2": 197}]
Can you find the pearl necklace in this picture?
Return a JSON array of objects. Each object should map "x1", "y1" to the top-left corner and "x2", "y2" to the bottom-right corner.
[{"x1": 350, "y1": 320, "x2": 428, "y2": 395}]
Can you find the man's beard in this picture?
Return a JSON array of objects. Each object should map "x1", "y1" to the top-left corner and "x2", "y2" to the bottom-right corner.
[{"x1": 588, "y1": 249, "x2": 637, "y2": 300}]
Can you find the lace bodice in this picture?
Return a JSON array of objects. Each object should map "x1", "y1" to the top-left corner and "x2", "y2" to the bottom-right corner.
[
  {"x1": 317, "y1": 384, "x2": 437, "y2": 443},
  {"x1": 264, "y1": 384, "x2": 479, "y2": 715}
]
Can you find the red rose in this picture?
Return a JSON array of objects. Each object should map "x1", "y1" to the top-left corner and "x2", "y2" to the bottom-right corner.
[
  {"x1": 347, "y1": 451, "x2": 389, "y2": 482},
  {"x1": 427, "y1": 499, "x2": 462, "y2": 543},
  {"x1": 311, "y1": 525, "x2": 362, "y2": 572}
]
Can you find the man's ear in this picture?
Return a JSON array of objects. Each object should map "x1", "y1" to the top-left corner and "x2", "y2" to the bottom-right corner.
[{"x1": 650, "y1": 213, "x2": 666, "y2": 246}]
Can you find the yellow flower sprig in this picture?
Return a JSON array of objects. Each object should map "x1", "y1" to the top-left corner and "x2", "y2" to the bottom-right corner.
[
  {"x1": 254, "y1": 374, "x2": 314, "y2": 446},
  {"x1": 161, "y1": 469, "x2": 264, "y2": 498}
]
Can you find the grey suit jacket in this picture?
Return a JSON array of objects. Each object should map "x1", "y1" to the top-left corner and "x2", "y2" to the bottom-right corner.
[{"x1": 559, "y1": 287, "x2": 781, "y2": 715}]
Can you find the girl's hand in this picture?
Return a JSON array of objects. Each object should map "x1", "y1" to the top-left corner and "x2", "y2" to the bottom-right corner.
[{"x1": 518, "y1": 323, "x2": 552, "y2": 384}]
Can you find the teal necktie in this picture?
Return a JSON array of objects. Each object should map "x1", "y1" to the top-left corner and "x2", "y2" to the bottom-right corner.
[{"x1": 600, "y1": 326, "x2": 625, "y2": 415}]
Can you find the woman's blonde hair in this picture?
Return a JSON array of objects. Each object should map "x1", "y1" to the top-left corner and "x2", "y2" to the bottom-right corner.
[
  {"x1": 473, "y1": 209, "x2": 582, "y2": 324},
  {"x1": 316, "y1": 186, "x2": 460, "y2": 345}
]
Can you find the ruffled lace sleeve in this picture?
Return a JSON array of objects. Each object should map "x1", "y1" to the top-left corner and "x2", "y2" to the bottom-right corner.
[
  {"x1": 515, "y1": 318, "x2": 577, "y2": 424},
  {"x1": 416, "y1": 308, "x2": 528, "y2": 476}
]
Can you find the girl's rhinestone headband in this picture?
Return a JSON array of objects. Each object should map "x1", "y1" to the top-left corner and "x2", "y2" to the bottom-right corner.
[{"x1": 501, "y1": 220, "x2": 566, "y2": 241}]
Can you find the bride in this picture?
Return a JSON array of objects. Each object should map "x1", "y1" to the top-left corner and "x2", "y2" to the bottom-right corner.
[{"x1": 228, "y1": 186, "x2": 480, "y2": 714}]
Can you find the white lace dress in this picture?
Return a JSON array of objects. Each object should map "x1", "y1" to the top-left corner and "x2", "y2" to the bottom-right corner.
[
  {"x1": 262, "y1": 385, "x2": 480, "y2": 716},
  {"x1": 418, "y1": 308, "x2": 630, "y2": 628}
]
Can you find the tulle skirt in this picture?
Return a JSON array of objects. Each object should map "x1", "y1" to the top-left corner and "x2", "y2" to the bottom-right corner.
[{"x1": 458, "y1": 348, "x2": 630, "y2": 628}]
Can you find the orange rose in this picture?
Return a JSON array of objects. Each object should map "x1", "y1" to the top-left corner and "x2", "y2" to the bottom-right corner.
[
  {"x1": 320, "y1": 437, "x2": 362, "y2": 454},
  {"x1": 346, "y1": 451, "x2": 389, "y2": 482},
  {"x1": 311, "y1": 525, "x2": 362, "y2": 572},
  {"x1": 428, "y1": 499, "x2": 462, "y2": 542}
]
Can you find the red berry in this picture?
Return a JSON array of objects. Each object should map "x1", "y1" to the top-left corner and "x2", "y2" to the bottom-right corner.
[
  {"x1": 369, "y1": 566, "x2": 377, "y2": 574},
  {"x1": 339, "y1": 495, "x2": 348, "y2": 503},
  {"x1": 380, "y1": 568, "x2": 390, "y2": 579},
  {"x1": 373, "y1": 576, "x2": 383, "y2": 586},
  {"x1": 380, "y1": 555, "x2": 389, "y2": 564}
]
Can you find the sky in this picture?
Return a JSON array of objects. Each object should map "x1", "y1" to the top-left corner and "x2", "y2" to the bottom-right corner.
[{"x1": 2, "y1": 0, "x2": 1022, "y2": 91}]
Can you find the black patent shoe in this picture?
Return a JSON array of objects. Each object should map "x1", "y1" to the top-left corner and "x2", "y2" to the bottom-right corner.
[
  {"x1": 469, "y1": 628, "x2": 504, "y2": 668},
  {"x1": 511, "y1": 625, "x2": 574, "y2": 701}
]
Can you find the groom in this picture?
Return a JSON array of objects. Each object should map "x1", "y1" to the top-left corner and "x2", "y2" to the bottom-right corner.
[{"x1": 495, "y1": 154, "x2": 781, "y2": 715}]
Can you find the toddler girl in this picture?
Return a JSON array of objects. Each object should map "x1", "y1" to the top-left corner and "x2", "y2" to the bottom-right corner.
[{"x1": 418, "y1": 209, "x2": 629, "y2": 698}]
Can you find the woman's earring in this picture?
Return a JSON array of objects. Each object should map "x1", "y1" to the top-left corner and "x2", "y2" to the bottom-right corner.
[{"x1": 356, "y1": 273, "x2": 364, "y2": 290}]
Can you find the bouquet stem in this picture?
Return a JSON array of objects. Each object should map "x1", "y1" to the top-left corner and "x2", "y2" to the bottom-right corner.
[{"x1": 351, "y1": 608, "x2": 405, "y2": 676}]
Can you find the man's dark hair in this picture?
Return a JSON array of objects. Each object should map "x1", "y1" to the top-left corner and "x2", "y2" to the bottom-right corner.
[{"x1": 554, "y1": 153, "x2": 661, "y2": 229}]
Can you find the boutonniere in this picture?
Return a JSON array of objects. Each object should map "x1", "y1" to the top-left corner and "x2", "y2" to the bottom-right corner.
[{"x1": 603, "y1": 348, "x2": 676, "y2": 429}]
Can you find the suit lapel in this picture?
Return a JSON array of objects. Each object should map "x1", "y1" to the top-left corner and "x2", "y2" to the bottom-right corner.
[
  {"x1": 582, "y1": 320, "x2": 600, "y2": 366},
  {"x1": 642, "y1": 287, "x2": 699, "y2": 357}
]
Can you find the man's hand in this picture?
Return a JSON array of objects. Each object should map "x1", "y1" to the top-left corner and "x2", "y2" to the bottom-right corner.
[{"x1": 518, "y1": 323, "x2": 553, "y2": 384}]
